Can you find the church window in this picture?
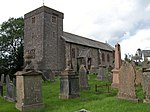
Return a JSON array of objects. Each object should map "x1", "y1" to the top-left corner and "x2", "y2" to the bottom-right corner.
[
  {"x1": 51, "y1": 15, "x2": 57, "y2": 23},
  {"x1": 32, "y1": 33, "x2": 35, "y2": 39},
  {"x1": 107, "y1": 54, "x2": 110, "y2": 62},
  {"x1": 102, "y1": 53, "x2": 105, "y2": 62},
  {"x1": 53, "y1": 32, "x2": 56, "y2": 38},
  {"x1": 72, "y1": 48, "x2": 75, "y2": 58},
  {"x1": 32, "y1": 17, "x2": 35, "y2": 23}
]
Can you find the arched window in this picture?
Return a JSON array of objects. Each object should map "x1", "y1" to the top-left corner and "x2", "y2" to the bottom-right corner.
[
  {"x1": 102, "y1": 53, "x2": 105, "y2": 62},
  {"x1": 72, "y1": 48, "x2": 75, "y2": 58},
  {"x1": 107, "y1": 54, "x2": 110, "y2": 62}
]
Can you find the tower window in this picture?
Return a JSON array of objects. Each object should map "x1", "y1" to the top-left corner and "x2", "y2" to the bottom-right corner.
[
  {"x1": 107, "y1": 54, "x2": 110, "y2": 62},
  {"x1": 71, "y1": 48, "x2": 75, "y2": 58},
  {"x1": 32, "y1": 17, "x2": 35, "y2": 23},
  {"x1": 51, "y1": 15, "x2": 57, "y2": 23},
  {"x1": 53, "y1": 32, "x2": 56, "y2": 38}
]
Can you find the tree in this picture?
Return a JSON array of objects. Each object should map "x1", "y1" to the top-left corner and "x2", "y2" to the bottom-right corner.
[
  {"x1": 124, "y1": 54, "x2": 131, "y2": 62},
  {"x1": 0, "y1": 17, "x2": 24, "y2": 78}
]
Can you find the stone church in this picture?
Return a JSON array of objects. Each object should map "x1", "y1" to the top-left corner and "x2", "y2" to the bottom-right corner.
[{"x1": 24, "y1": 6, "x2": 114, "y2": 74}]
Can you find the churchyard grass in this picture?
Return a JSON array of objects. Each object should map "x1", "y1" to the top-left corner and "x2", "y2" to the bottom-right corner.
[{"x1": 0, "y1": 74, "x2": 150, "y2": 112}]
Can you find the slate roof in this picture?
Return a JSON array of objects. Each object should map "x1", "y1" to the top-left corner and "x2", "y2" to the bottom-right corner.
[{"x1": 62, "y1": 32, "x2": 114, "y2": 52}]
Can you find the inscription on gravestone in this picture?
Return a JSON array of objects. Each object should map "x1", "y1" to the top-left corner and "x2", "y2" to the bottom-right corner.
[{"x1": 79, "y1": 65, "x2": 89, "y2": 90}]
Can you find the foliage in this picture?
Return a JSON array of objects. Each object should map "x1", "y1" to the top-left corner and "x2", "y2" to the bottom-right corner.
[
  {"x1": 124, "y1": 54, "x2": 131, "y2": 62},
  {"x1": 0, "y1": 17, "x2": 24, "y2": 77},
  {"x1": 0, "y1": 75, "x2": 150, "y2": 112}
]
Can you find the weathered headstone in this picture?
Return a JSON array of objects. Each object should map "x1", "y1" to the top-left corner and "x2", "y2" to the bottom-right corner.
[
  {"x1": 15, "y1": 52, "x2": 44, "y2": 111},
  {"x1": 59, "y1": 65, "x2": 79, "y2": 99},
  {"x1": 97, "y1": 65, "x2": 106, "y2": 81},
  {"x1": 111, "y1": 43, "x2": 121, "y2": 89},
  {"x1": 5, "y1": 75, "x2": 16, "y2": 102},
  {"x1": 117, "y1": 61, "x2": 138, "y2": 102},
  {"x1": 142, "y1": 72, "x2": 150, "y2": 103},
  {"x1": 79, "y1": 64, "x2": 89, "y2": 90},
  {"x1": 0, "y1": 74, "x2": 4, "y2": 96}
]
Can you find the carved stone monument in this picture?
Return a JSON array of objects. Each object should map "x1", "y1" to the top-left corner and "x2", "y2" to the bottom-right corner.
[
  {"x1": 15, "y1": 52, "x2": 44, "y2": 111},
  {"x1": 97, "y1": 65, "x2": 106, "y2": 81},
  {"x1": 79, "y1": 64, "x2": 89, "y2": 90},
  {"x1": 111, "y1": 43, "x2": 121, "y2": 89},
  {"x1": 117, "y1": 61, "x2": 138, "y2": 102},
  {"x1": 59, "y1": 63, "x2": 80, "y2": 99}
]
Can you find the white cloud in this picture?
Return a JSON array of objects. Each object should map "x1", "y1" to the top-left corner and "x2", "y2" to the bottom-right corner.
[{"x1": 120, "y1": 29, "x2": 150, "y2": 59}]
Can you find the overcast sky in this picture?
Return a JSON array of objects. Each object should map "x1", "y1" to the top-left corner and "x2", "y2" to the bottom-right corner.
[{"x1": 1, "y1": 0, "x2": 150, "y2": 59}]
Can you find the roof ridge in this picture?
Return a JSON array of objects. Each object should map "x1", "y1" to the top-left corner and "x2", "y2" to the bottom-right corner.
[
  {"x1": 63, "y1": 31, "x2": 114, "y2": 51},
  {"x1": 63, "y1": 31, "x2": 106, "y2": 45}
]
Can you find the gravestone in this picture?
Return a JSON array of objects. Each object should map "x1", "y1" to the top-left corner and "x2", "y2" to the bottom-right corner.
[
  {"x1": 142, "y1": 72, "x2": 150, "y2": 103},
  {"x1": 79, "y1": 64, "x2": 89, "y2": 90},
  {"x1": 0, "y1": 74, "x2": 4, "y2": 96},
  {"x1": 15, "y1": 52, "x2": 44, "y2": 111},
  {"x1": 97, "y1": 65, "x2": 106, "y2": 81},
  {"x1": 5, "y1": 75, "x2": 16, "y2": 102},
  {"x1": 111, "y1": 43, "x2": 121, "y2": 89},
  {"x1": 59, "y1": 65, "x2": 80, "y2": 99},
  {"x1": 117, "y1": 61, "x2": 138, "y2": 102}
]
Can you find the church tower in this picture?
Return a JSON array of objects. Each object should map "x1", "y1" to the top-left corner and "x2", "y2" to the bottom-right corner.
[{"x1": 24, "y1": 6, "x2": 65, "y2": 73}]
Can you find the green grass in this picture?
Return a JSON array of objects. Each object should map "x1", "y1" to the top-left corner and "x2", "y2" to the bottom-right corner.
[{"x1": 0, "y1": 74, "x2": 150, "y2": 112}]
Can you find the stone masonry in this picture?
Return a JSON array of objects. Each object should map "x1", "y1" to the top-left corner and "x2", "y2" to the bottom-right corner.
[{"x1": 24, "y1": 6, "x2": 114, "y2": 76}]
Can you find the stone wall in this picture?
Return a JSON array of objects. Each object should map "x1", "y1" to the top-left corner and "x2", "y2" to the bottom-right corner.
[
  {"x1": 65, "y1": 42, "x2": 114, "y2": 72},
  {"x1": 24, "y1": 8, "x2": 44, "y2": 70},
  {"x1": 24, "y1": 6, "x2": 65, "y2": 73}
]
